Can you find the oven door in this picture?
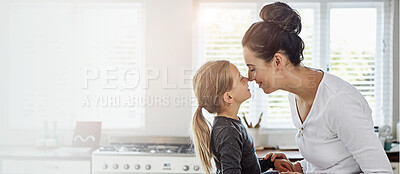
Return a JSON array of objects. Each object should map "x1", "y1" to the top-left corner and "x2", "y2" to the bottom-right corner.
[{"x1": 92, "y1": 155, "x2": 205, "y2": 174}]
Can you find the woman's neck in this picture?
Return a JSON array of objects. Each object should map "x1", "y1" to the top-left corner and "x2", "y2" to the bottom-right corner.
[
  {"x1": 216, "y1": 103, "x2": 240, "y2": 120},
  {"x1": 281, "y1": 66, "x2": 323, "y2": 103}
]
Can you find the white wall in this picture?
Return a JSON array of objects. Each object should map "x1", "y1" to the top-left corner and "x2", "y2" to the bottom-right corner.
[{"x1": 142, "y1": 0, "x2": 194, "y2": 137}]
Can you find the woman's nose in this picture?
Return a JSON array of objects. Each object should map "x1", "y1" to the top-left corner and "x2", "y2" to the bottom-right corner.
[{"x1": 247, "y1": 71, "x2": 255, "y2": 81}]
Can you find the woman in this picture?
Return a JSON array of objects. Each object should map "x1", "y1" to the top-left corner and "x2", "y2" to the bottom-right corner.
[
  {"x1": 191, "y1": 60, "x2": 280, "y2": 174},
  {"x1": 242, "y1": 2, "x2": 393, "y2": 173}
]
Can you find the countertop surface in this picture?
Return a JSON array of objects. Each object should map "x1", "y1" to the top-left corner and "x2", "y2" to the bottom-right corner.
[
  {"x1": 256, "y1": 147, "x2": 399, "y2": 162},
  {"x1": 0, "y1": 145, "x2": 398, "y2": 162},
  {"x1": 256, "y1": 149, "x2": 303, "y2": 162}
]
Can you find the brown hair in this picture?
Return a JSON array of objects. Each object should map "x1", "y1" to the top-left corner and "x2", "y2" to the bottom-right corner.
[
  {"x1": 242, "y1": 1, "x2": 304, "y2": 65},
  {"x1": 192, "y1": 60, "x2": 233, "y2": 174}
]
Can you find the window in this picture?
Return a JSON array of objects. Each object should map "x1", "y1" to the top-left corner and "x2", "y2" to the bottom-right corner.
[
  {"x1": 196, "y1": 0, "x2": 393, "y2": 128},
  {"x1": 7, "y1": 1, "x2": 145, "y2": 130},
  {"x1": 327, "y1": 2, "x2": 389, "y2": 126},
  {"x1": 197, "y1": 3, "x2": 257, "y2": 122}
]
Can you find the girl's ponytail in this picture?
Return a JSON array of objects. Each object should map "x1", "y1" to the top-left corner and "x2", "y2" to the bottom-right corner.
[{"x1": 192, "y1": 106, "x2": 212, "y2": 174}]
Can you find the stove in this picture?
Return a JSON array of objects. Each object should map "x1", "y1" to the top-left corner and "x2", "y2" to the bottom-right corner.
[
  {"x1": 97, "y1": 143, "x2": 194, "y2": 154},
  {"x1": 92, "y1": 137, "x2": 206, "y2": 174}
]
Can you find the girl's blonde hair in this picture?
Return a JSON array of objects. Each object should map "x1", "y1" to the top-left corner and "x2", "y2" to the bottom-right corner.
[{"x1": 192, "y1": 60, "x2": 233, "y2": 174}]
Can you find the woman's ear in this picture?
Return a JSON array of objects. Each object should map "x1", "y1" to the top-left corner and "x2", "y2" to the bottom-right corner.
[
  {"x1": 272, "y1": 52, "x2": 288, "y2": 69},
  {"x1": 223, "y1": 92, "x2": 233, "y2": 104}
]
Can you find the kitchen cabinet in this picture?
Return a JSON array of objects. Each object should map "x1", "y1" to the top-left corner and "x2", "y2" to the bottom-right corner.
[
  {"x1": 1, "y1": 159, "x2": 90, "y2": 174},
  {"x1": 0, "y1": 145, "x2": 93, "y2": 174}
]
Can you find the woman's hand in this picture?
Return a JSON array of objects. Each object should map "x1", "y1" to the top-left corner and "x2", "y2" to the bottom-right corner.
[
  {"x1": 265, "y1": 152, "x2": 303, "y2": 173},
  {"x1": 264, "y1": 152, "x2": 288, "y2": 162},
  {"x1": 274, "y1": 159, "x2": 294, "y2": 172},
  {"x1": 278, "y1": 161, "x2": 304, "y2": 174}
]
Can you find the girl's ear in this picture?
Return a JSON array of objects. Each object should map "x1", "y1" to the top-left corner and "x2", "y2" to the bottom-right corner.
[
  {"x1": 272, "y1": 52, "x2": 288, "y2": 69},
  {"x1": 223, "y1": 92, "x2": 233, "y2": 104}
]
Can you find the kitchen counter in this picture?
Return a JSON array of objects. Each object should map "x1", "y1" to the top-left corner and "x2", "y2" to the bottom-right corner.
[
  {"x1": 256, "y1": 148, "x2": 399, "y2": 163},
  {"x1": 0, "y1": 145, "x2": 94, "y2": 161},
  {"x1": 256, "y1": 149, "x2": 303, "y2": 162}
]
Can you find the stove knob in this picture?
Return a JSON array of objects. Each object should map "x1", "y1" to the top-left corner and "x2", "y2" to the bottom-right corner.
[
  {"x1": 124, "y1": 164, "x2": 130, "y2": 169},
  {"x1": 145, "y1": 164, "x2": 151, "y2": 170},
  {"x1": 102, "y1": 164, "x2": 108, "y2": 169},
  {"x1": 183, "y1": 165, "x2": 189, "y2": 171},
  {"x1": 193, "y1": 165, "x2": 200, "y2": 171},
  {"x1": 113, "y1": 164, "x2": 119, "y2": 169},
  {"x1": 134, "y1": 164, "x2": 140, "y2": 170}
]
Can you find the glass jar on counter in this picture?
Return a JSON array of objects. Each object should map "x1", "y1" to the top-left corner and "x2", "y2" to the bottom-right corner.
[{"x1": 384, "y1": 136, "x2": 393, "y2": 151}]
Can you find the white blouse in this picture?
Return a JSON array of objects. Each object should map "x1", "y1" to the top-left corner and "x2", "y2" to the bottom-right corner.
[{"x1": 289, "y1": 72, "x2": 393, "y2": 173}]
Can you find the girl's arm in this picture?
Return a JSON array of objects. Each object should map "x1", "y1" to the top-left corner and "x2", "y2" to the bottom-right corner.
[{"x1": 265, "y1": 153, "x2": 304, "y2": 173}]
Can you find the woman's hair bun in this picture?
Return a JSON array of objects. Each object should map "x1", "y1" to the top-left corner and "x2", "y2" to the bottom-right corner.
[{"x1": 260, "y1": 1, "x2": 302, "y2": 34}]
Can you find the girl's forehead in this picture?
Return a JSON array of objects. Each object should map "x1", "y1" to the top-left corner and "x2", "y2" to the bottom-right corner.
[{"x1": 229, "y1": 63, "x2": 240, "y2": 74}]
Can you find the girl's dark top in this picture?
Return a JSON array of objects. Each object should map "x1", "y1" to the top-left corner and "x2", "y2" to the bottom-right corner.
[{"x1": 210, "y1": 116, "x2": 274, "y2": 174}]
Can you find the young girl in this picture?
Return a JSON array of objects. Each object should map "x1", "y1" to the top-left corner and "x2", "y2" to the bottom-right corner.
[{"x1": 191, "y1": 60, "x2": 276, "y2": 174}]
